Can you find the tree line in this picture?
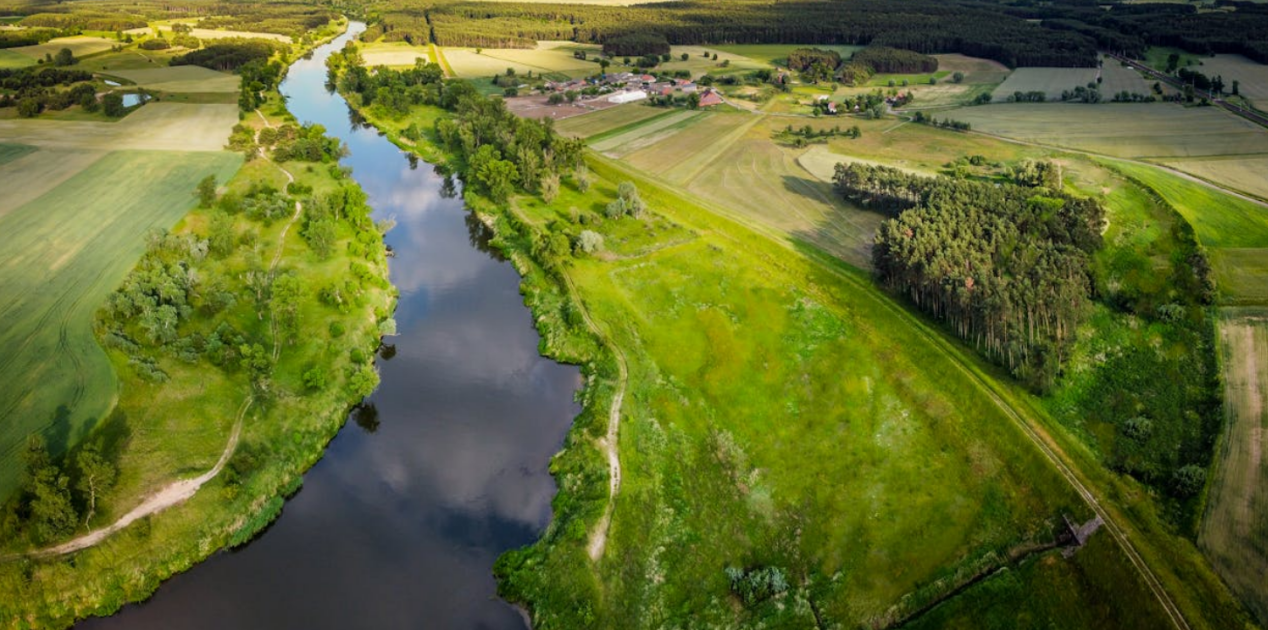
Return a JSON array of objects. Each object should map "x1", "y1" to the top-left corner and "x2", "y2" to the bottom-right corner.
[
  {"x1": 835, "y1": 162, "x2": 1105, "y2": 391},
  {"x1": 362, "y1": 0, "x2": 1098, "y2": 68}
]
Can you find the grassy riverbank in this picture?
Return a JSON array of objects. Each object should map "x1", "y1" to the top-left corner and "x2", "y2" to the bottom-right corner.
[
  {"x1": 332, "y1": 66, "x2": 1242, "y2": 626},
  {"x1": 0, "y1": 39, "x2": 395, "y2": 629}
]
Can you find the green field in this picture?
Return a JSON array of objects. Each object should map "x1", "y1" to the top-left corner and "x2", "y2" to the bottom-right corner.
[
  {"x1": 0, "y1": 48, "x2": 34, "y2": 68},
  {"x1": 360, "y1": 41, "x2": 432, "y2": 67},
  {"x1": 946, "y1": 103, "x2": 1268, "y2": 157},
  {"x1": 589, "y1": 109, "x2": 704, "y2": 153},
  {"x1": 0, "y1": 149, "x2": 242, "y2": 497},
  {"x1": 441, "y1": 42, "x2": 596, "y2": 80},
  {"x1": 0, "y1": 141, "x2": 35, "y2": 165},
  {"x1": 556, "y1": 104, "x2": 672, "y2": 139},
  {"x1": 991, "y1": 58, "x2": 1150, "y2": 102},
  {"x1": 1201, "y1": 309, "x2": 1268, "y2": 625},
  {"x1": 712, "y1": 43, "x2": 862, "y2": 68},
  {"x1": 102, "y1": 66, "x2": 240, "y2": 93},
  {"x1": 0, "y1": 103, "x2": 238, "y2": 151}
]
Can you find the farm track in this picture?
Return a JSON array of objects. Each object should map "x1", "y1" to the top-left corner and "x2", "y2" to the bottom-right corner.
[{"x1": 592, "y1": 154, "x2": 1195, "y2": 630}]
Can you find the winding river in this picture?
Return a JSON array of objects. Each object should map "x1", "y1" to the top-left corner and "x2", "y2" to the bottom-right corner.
[{"x1": 80, "y1": 22, "x2": 577, "y2": 629}]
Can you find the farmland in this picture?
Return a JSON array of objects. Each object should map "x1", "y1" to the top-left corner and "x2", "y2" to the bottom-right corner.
[
  {"x1": 101, "y1": 66, "x2": 239, "y2": 93},
  {"x1": 990, "y1": 57, "x2": 1151, "y2": 102},
  {"x1": 439, "y1": 42, "x2": 598, "y2": 81},
  {"x1": 0, "y1": 103, "x2": 238, "y2": 151},
  {"x1": 0, "y1": 149, "x2": 241, "y2": 498},
  {"x1": 945, "y1": 103, "x2": 1268, "y2": 157},
  {"x1": 10, "y1": 35, "x2": 115, "y2": 61},
  {"x1": 360, "y1": 41, "x2": 432, "y2": 67},
  {"x1": 1159, "y1": 155, "x2": 1268, "y2": 201},
  {"x1": 1201, "y1": 310, "x2": 1268, "y2": 624},
  {"x1": 1193, "y1": 54, "x2": 1268, "y2": 109}
]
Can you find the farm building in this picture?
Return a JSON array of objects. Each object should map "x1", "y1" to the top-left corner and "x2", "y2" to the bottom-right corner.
[
  {"x1": 608, "y1": 89, "x2": 648, "y2": 104},
  {"x1": 699, "y1": 89, "x2": 724, "y2": 107}
]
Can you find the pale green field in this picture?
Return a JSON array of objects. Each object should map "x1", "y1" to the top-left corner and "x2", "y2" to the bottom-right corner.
[
  {"x1": 104, "y1": 66, "x2": 240, "y2": 93},
  {"x1": 0, "y1": 149, "x2": 107, "y2": 217},
  {"x1": 12, "y1": 35, "x2": 115, "y2": 60},
  {"x1": 361, "y1": 41, "x2": 431, "y2": 67},
  {"x1": 1195, "y1": 54, "x2": 1268, "y2": 109},
  {"x1": 556, "y1": 104, "x2": 671, "y2": 138},
  {"x1": 992, "y1": 67, "x2": 1099, "y2": 101},
  {"x1": 622, "y1": 111, "x2": 759, "y2": 183},
  {"x1": 945, "y1": 102, "x2": 1268, "y2": 157},
  {"x1": 0, "y1": 49, "x2": 33, "y2": 68},
  {"x1": 589, "y1": 109, "x2": 704, "y2": 154},
  {"x1": 0, "y1": 149, "x2": 242, "y2": 498},
  {"x1": 0, "y1": 103, "x2": 238, "y2": 151},
  {"x1": 1201, "y1": 310, "x2": 1268, "y2": 623},
  {"x1": 1159, "y1": 155, "x2": 1268, "y2": 201},
  {"x1": 1099, "y1": 57, "x2": 1154, "y2": 95},
  {"x1": 442, "y1": 42, "x2": 596, "y2": 79},
  {"x1": 159, "y1": 26, "x2": 290, "y2": 43},
  {"x1": 712, "y1": 43, "x2": 862, "y2": 68}
]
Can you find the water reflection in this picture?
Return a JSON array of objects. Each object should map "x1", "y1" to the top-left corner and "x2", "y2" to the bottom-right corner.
[{"x1": 79, "y1": 21, "x2": 578, "y2": 630}]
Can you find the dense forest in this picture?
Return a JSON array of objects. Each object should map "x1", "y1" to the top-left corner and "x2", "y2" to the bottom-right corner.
[
  {"x1": 359, "y1": 0, "x2": 1098, "y2": 67},
  {"x1": 836, "y1": 163, "x2": 1104, "y2": 391}
]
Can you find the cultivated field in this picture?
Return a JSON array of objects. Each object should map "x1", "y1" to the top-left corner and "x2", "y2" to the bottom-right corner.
[
  {"x1": 0, "y1": 149, "x2": 242, "y2": 497},
  {"x1": 0, "y1": 103, "x2": 238, "y2": 151},
  {"x1": 620, "y1": 111, "x2": 758, "y2": 181},
  {"x1": 441, "y1": 43, "x2": 596, "y2": 80},
  {"x1": 556, "y1": 103, "x2": 670, "y2": 138},
  {"x1": 158, "y1": 26, "x2": 290, "y2": 42},
  {"x1": 1201, "y1": 310, "x2": 1268, "y2": 624},
  {"x1": 361, "y1": 41, "x2": 432, "y2": 67},
  {"x1": 11, "y1": 35, "x2": 115, "y2": 60},
  {"x1": 589, "y1": 109, "x2": 704, "y2": 154},
  {"x1": 712, "y1": 43, "x2": 862, "y2": 68},
  {"x1": 0, "y1": 49, "x2": 33, "y2": 68},
  {"x1": 1159, "y1": 155, "x2": 1268, "y2": 201},
  {"x1": 1194, "y1": 54, "x2": 1268, "y2": 109},
  {"x1": 990, "y1": 57, "x2": 1149, "y2": 101},
  {"x1": 0, "y1": 148, "x2": 107, "y2": 216},
  {"x1": 946, "y1": 103, "x2": 1268, "y2": 157},
  {"x1": 103, "y1": 66, "x2": 240, "y2": 93}
]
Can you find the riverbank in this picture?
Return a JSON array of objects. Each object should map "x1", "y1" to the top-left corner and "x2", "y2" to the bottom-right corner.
[{"x1": 0, "y1": 28, "x2": 396, "y2": 627}]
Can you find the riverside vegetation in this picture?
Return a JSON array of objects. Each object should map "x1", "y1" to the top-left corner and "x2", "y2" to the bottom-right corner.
[
  {"x1": 327, "y1": 39, "x2": 1249, "y2": 629},
  {"x1": 0, "y1": 22, "x2": 395, "y2": 627}
]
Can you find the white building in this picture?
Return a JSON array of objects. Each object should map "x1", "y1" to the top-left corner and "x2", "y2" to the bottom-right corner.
[{"x1": 608, "y1": 90, "x2": 648, "y2": 104}]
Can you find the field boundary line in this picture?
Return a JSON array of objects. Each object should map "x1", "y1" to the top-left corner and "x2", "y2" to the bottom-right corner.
[{"x1": 590, "y1": 152, "x2": 1193, "y2": 630}]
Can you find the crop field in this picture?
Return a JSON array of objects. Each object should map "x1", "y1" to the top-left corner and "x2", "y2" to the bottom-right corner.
[
  {"x1": 1194, "y1": 54, "x2": 1268, "y2": 109},
  {"x1": 1107, "y1": 160, "x2": 1268, "y2": 304},
  {"x1": 0, "y1": 148, "x2": 107, "y2": 216},
  {"x1": 1201, "y1": 310, "x2": 1268, "y2": 624},
  {"x1": 588, "y1": 109, "x2": 704, "y2": 154},
  {"x1": 11, "y1": 35, "x2": 115, "y2": 60},
  {"x1": 1159, "y1": 155, "x2": 1268, "y2": 201},
  {"x1": 103, "y1": 66, "x2": 239, "y2": 93},
  {"x1": 505, "y1": 155, "x2": 1173, "y2": 628},
  {"x1": 441, "y1": 43, "x2": 595, "y2": 79},
  {"x1": 158, "y1": 26, "x2": 290, "y2": 42},
  {"x1": 620, "y1": 111, "x2": 758, "y2": 182},
  {"x1": 1099, "y1": 58, "x2": 1154, "y2": 95},
  {"x1": 991, "y1": 67, "x2": 1099, "y2": 101},
  {"x1": 0, "y1": 149, "x2": 242, "y2": 498},
  {"x1": 712, "y1": 43, "x2": 862, "y2": 68},
  {"x1": 0, "y1": 103, "x2": 238, "y2": 151},
  {"x1": 360, "y1": 41, "x2": 431, "y2": 67},
  {"x1": 556, "y1": 104, "x2": 670, "y2": 139},
  {"x1": 945, "y1": 103, "x2": 1268, "y2": 157}
]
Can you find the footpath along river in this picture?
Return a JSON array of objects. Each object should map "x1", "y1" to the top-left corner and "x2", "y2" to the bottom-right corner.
[{"x1": 80, "y1": 21, "x2": 578, "y2": 630}]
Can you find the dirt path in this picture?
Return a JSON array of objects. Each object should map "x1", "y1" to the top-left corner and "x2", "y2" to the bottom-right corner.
[
  {"x1": 254, "y1": 109, "x2": 304, "y2": 361},
  {"x1": 30, "y1": 397, "x2": 252, "y2": 558}
]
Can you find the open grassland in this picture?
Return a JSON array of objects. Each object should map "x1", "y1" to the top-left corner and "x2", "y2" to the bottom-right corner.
[
  {"x1": 1159, "y1": 155, "x2": 1268, "y2": 201},
  {"x1": 79, "y1": 49, "x2": 185, "y2": 72},
  {"x1": 12, "y1": 35, "x2": 115, "y2": 60},
  {"x1": 589, "y1": 109, "x2": 704, "y2": 154},
  {"x1": 0, "y1": 150, "x2": 242, "y2": 498},
  {"x1": 1193, "y1": 54, "x2": 1268, "y2": 109},
  {"x1": 0, "y1": 103, "x2": 237, "y2": 151},
  {"x1": 556, "y1": 104, "x2": 670, "y2": 138},
  {"x1": 1106, "y1": 160, "x2": 1268, "y2": 304},
  {"x1": 1201, "y1": 310, "x2": 1268, "y2": 625},
  {"x1": 946, "y1": 103, "x2": 1268, "y2": 157},
  {"x1": 102, "y1": 66, "x2": 239, "y2": 93},
  {"x1": 0, "y1": 48, "x2": 34, "y2": 68}
]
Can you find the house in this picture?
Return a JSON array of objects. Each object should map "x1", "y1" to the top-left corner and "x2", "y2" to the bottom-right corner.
[
  {"x1": 698, "y1": 89, "x2": 724, "y2": 107},
  {"x1": 679, "y1": 82, "x2": 698, "y2": 93},
  {"x1": 826, "y1": 101, "x2": 837, "y2": 114},
  {"x1": 608, "y1": 89, "x2": 648, "y2": 104},
  {"x1": 640, "y1": 74, "x2": 656, "y2": 84}
]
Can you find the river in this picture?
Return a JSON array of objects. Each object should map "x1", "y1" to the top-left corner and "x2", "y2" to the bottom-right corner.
[{"x1": 79, "y1": 21, "x2": 577, "y2": 630}]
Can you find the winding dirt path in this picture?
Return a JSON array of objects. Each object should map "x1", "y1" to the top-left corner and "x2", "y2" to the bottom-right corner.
[{"x1": 31, "y1": 397, "x2": 252, "y2": 558}]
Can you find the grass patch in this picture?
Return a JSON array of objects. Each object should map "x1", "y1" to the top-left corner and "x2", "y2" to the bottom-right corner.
[
  {"x1": 557, "y1": 104, "x2": 673, "y2": 139},
  {"x1": 11, "y1": 35, "x2": 115, "y2": 60},
  {"x1": 0, "y1": 141, "x2": 35, "y2": 165},
  {"x1": 102, "y1": 66, "x2": 239, "y2": 94}
]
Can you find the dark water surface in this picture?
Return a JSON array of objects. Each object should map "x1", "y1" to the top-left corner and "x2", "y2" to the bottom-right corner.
[{"x1": 80, "y1": 22, "x2": 577, "y2": 630}]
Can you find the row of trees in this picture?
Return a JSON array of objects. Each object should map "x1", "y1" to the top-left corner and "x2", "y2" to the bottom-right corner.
[
  {"x1": 836, "y1": 162, "x2": 1105, "y2": 391},
  {"x1": 3, "y1": 434, "x2": 117, "y2": 543},
  {"x1": 367, "y1": 0, "x2": 1099, "y2": 68}
]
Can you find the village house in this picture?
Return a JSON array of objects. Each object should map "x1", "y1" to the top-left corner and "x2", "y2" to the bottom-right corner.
[{"x1": 698, "y1": 88, "x2": 724, "y2": 107}]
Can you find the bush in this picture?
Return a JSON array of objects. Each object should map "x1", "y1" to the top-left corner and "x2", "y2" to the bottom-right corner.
[
  {"x1": 576, "y1": 230, "x2": 604, "y2": 254},
  {"x1": 139, "y1": 38, "x2": 171, "y2": 51}
]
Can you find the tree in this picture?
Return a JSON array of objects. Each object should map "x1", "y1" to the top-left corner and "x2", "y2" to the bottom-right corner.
[
  {"x1": 302, "y1": 366, "x2": 327, "y2": 391},
  {"x1": 548, "y1": 92, "x2": 564, "y2": 105},
  {"x1": 17, "y1": 98, "x2": 41, "y2": 118},
  {"x1": 541, "y1": 173, "x2": 560, "y2": 203},
  {"x1": 303, "y1": 218, "x2": 337, "y2": 259},
  {"x1": 471, "y1": 145, "x2": 519, "y2": 203},
  {"x1": 23, "y1": 435, "x2": 77, "y2": 542},
  {"x1": 208, "y1": 211, "x2": 235, "y2": 258},
  {"x1": 1173, "y1": 465, "x2": 1206, "y2": 497},
  {"x1": 599, "y1": 58, "x2": 610, "y2": 73},
  {"x1": 271, "y1": 273, "x2": 304, "y2": 344},
  {"x1": 681, "y1": 52, "x2": 689, "y2": 61},
  {"x1": 1232, "y1": 80, "x2": 1240, "y2": 96},
  {"x1": 575, "y1": 164, "x2": 592, "y2": 192},
  {"x1": 53, "y1": 47, "x2": 76, "y2": 67},
  {"x1": 576, "y1": 230, "x2": 604, "y2": 254},
  {"x1": 952, "y1": 71, "x2": 964, "y2": 83},
  {"x1": 687, "y1": 91, "x2": 701, "y2": 109},
  {"x1": 565, "y1": 90, "x2": 579, "y2": 103},
  {"x1": 102, "y1": 92, "x2": 125, "y2": 117},
  {"x1": 197, "y1": 175, "x2": 217, "y2": 207},
  {"x1": 75, "y1": 440, "x2": 116, "y2": 527}
]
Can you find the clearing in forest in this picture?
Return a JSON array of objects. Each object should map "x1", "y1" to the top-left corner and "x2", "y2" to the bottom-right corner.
[
  {"x1": 1201, "y1": 310, "x2": 1268, "y2": 625},
  {"x1": 0, "y1": 149, "x2": 242, "y2": 498}
]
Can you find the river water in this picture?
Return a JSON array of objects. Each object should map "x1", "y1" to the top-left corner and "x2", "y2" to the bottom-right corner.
[{"x1": 80, "y1": 22, "x2": 577, "y2": 630}]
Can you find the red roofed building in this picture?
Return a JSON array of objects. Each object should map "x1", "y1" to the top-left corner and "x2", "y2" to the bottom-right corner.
[{"x1": 698, "y1": 89, "x2": 724, "y2": 107}]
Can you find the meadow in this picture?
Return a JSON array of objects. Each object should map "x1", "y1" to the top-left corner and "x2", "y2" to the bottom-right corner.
[
  {"x1": 1159, "y1": 155, "x2": 1268, "y2": 201},
  {"x1": 0, "y1": 149, "x2": 242, "y2": 498},
  {"x1": 945, "y1": 103, "x2": 1268, "y2": 157},
  {"x1": 101, "y1": 66, "x2": 239, "y2": 93},
  {"x1": 360, "y1": 40, "x2": 432, "y2": 68},
  {"x1": 0, "y1": 103, "x2": 238, "y2": 151},
  {"x1": 491, "y1": 149, "x2": 1174, "y2": 628},
  {"x1": 0, "y1": 48, "x2": 33, "y2": 68},
  {"x1": 11, "y1": 35, "x2": 115, "y2": 60},
  {"x1": 439, "y1": 42, "x2": 597, "y2": 81},
  {"x1": 556, "y1": 104, "x2": 670, "y2": 139}
]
